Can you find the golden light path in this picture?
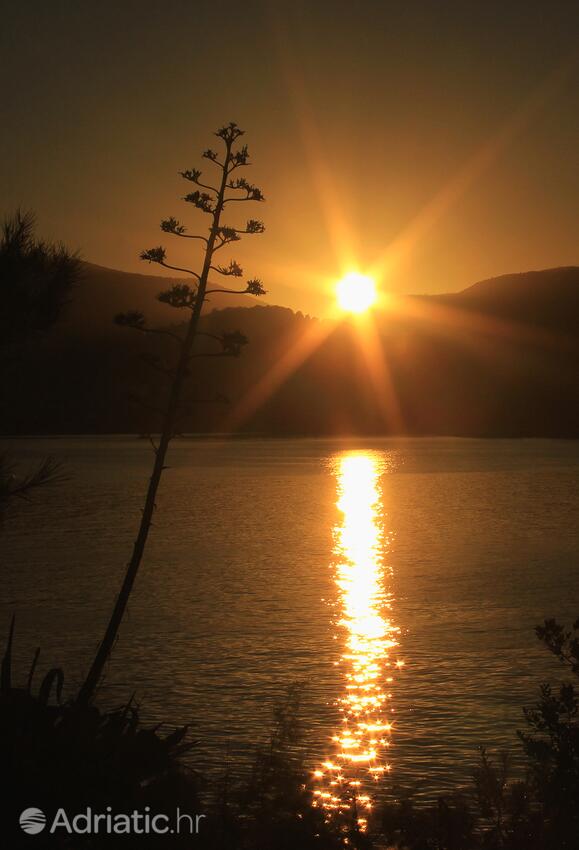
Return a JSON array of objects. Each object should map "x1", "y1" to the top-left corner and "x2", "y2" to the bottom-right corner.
[{"x1": 313, "y1": 452, "x2": 401, "y2": 829}]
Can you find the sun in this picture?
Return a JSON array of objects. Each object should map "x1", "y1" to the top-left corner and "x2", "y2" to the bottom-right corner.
[{"x1": 336, "y1": 272, "x2": 377, "y2": 314}]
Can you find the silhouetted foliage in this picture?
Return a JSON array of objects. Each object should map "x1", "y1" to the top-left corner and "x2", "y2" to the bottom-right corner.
[
  {"x1": 377, "y1": 616, "x2": 579, "y2": 850},
  {"x1": 2, "y1": 621, "x2": 201, "y2": 847},
  {"x1": 0, "y1": 454, "x2": 65, "y2": 522},
  {"x1": 4, "y1": 618, "x2": 579, "y2": 847},
  {"x1": 0, "y1": 211, "x2": 79, "y2": 526},
  {"x1": 0, "y1": 210, "x2": 81, "y2": 350},
  {"x1": 380, "y1": 790, "x2": 476, "y2": 850},
  {"x1": 517, "y1": 618, "x2": 579, "y2": 847},
  {"x1": 205, "y1": 684, "x2": 346, "y2": 850}
]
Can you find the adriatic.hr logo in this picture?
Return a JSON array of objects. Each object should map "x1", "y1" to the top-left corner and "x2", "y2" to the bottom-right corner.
[
  {"x1": 18, "y1": 806, "x2": 205, "y2": 835},
  {"x1": 19, "y1": 809, "x2": 47, "y2": 834}
]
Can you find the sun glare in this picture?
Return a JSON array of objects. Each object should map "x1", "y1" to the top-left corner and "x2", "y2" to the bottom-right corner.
[{"x1": 336, "y1": 272, "x2": 377, "y2": 314}]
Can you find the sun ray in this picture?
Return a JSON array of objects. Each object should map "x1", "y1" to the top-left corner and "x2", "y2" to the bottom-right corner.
[
  {"x1": 385, "y1": 293, "x2": 578, "y2": 356},
  {"x1": 267, "y1": 7, "x2": 357, "y2": 272},
  {"x1": 351, "y1": 312, "x2": 405, "y2": 433},
  {"x1": 222, "y1": 316, "x2": 337, "y2": 432}
]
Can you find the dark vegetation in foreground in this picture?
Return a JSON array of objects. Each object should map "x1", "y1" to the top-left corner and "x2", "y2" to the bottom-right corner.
[{"x1": 2, "y1": 618, "x2": 579, "y2": 849}]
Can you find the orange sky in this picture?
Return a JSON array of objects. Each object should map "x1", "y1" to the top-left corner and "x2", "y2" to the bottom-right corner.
[{"x1": 1, "y1": 1, "x2": 577, "y2": 317}]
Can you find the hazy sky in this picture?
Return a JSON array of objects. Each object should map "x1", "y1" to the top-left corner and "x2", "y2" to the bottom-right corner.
[{"x1": 1, "y1": 0, "x2": 577, "y2": 316}]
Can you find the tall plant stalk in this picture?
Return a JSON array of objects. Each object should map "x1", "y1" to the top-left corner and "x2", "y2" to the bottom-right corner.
[{"x1": 78, "y1": 122, "x2": 265, "y2": 704}]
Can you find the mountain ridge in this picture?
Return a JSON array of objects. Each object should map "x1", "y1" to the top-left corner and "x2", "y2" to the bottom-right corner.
[
  {"x1": 3, "y1": 264, "x2": 578, "y2": 438},
  {"x1": 64, "y1": 261, "x2": 262, "y2": 335},
  {"x1": 68, "y1": 262, "x2": 579, "y2": 336}
]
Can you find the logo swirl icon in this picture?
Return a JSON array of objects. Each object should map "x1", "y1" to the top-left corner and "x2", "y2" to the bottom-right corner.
[{"x1": 19, "y1": 808, "x2": 47, "y2": 834}]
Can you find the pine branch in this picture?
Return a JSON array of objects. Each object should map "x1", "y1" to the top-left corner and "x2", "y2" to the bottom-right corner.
[{"x1": 0, "y1": 455, "x2": 66, "y2": 509}]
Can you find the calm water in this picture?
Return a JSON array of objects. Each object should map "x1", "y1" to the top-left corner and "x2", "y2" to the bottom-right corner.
[{"x1": 2, "y1": 437, "x2": 579, "y2": 801}]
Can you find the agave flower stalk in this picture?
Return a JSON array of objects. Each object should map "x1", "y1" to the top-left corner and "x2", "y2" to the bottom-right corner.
[{"x1": 78, "y1": 122, "x2": 266, "y2": 704}]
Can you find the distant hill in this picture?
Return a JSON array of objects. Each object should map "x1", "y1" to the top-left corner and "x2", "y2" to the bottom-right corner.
[
  {"x1": 64, "y1": 263, "x2": 579, "y2": 339},
  {"x1": 2, "y1": 265, "x2": 578, "y2": 437},
  {"x1": 457, "y1": 266, "x2": 579, "y2": 305},
  {"x1": 62, "y1": 262, "x2": 260, "y2": 335},
  {"x1": 438, "y1": 266, "x2": 579, "y2": 336}
]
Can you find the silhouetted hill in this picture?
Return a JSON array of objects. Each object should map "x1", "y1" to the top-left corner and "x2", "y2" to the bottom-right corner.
[
  {"x1": 63, "y1": 263, "x2": 579, "y2": 341},
  {"x1": 439, "y1": 266, "x2": 579, "y2": 336},
  {"x1": 1, "y1": 266, "x2": 578, "y2": 437},
  {"x1": 458, "y1": 266, "x2": 579, "y2": 304},
  {"x1": 62, "y1": 262, "x2": 259, "y2": 335}
]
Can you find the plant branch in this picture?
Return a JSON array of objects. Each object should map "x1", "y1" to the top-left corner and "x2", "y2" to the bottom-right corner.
[
  {"x1": 160, "y1": 217, "x2": 208, "y2": 243},
  {"x1": 158, "y1": 261, "x2": 200, "y2": 281},
  {"x1": 206, "y1": 287, "x2": 248, "y2": 295}
]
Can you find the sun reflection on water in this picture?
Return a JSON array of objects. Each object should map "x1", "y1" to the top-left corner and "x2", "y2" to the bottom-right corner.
[{"x1": 313, "y1": 451, "x2": 401, "y2": 827}]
